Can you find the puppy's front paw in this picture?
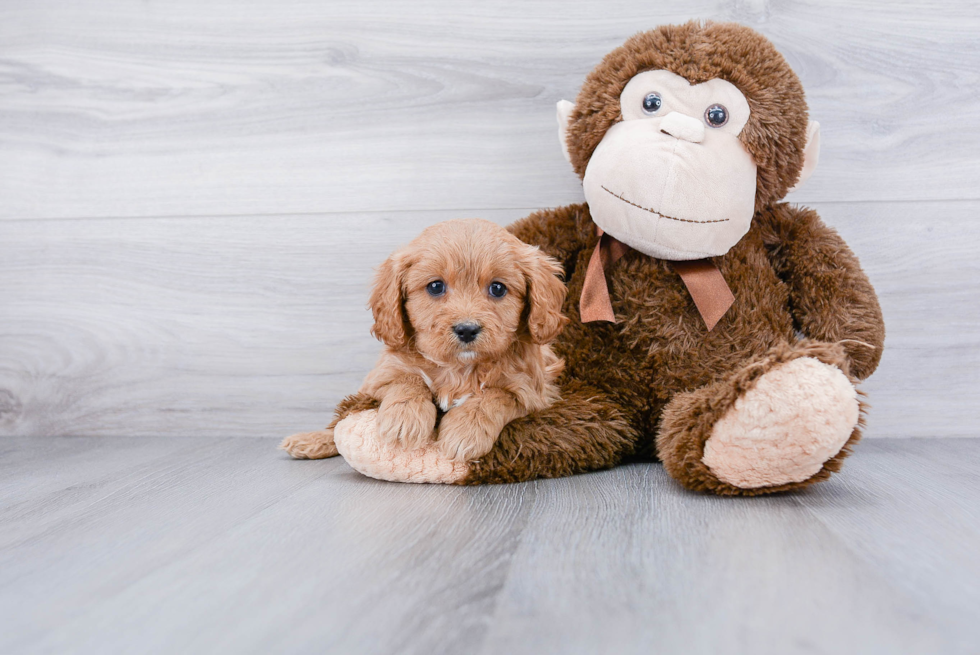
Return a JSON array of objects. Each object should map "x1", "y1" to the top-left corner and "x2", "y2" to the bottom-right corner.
[
  {"x1": 377, "y1": 397, "x2": 437, "y2": 449},
  {"x1": 437, "y1": 408, "x2": 498, "y2": 462}
]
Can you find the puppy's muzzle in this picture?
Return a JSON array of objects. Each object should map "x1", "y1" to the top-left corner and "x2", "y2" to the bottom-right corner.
[{"x1": 452, "y1": 322, "x2": 482, "y2": 344}]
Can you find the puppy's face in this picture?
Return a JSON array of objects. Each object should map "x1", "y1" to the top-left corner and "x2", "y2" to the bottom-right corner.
[
  {"x1": 370, "y1": 219, "x2": 567, "y2": 365},
  {"x1": 403, "y1": 238, "x2": 525, "y2": 365}
]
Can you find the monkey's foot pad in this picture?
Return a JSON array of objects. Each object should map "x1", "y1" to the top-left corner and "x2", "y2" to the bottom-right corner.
[
  {"x1": 702, "y1": 357, "x2": 859, "y2": 489},
  {"x1": 334, "y1": 410, "x2": 468, "y2": 484}
]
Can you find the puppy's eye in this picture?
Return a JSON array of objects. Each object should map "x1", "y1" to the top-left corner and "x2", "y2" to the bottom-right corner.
[
  {"x1": 426, "y1": 280, "x2": 446, "y2": 297},
  {"x1": 488, "y1": 281, "x2": 507, "y2": 298}
]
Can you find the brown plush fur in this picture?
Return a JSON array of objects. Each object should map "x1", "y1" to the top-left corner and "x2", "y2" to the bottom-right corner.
[
  {"x1": 463, "y1": 378, "x2": 637, "y2": 484},
  {"x1": 458, "y1": 198, "x2": 883, "y2": 492},
  {"x1": 453, "y1": 21, "x2": 885, "y2": 493},
  {"x1": 281, "y1": 219, "x2": 568, "y2": 462}
]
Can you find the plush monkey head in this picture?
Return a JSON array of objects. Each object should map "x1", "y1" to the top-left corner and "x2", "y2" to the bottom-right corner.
[{"x1": 557, "y1": 21, "x2": 820, "y2": 260}]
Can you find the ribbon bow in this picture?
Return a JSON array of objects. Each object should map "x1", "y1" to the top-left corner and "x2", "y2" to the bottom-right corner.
[{"x1": 579, "y1": 228, "x2": 735, "y2": 331}]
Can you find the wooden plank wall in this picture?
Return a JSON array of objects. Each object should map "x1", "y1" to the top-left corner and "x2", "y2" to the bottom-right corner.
[{"x1": 1, "y1": 0, "x2": 978, "y2": 439}]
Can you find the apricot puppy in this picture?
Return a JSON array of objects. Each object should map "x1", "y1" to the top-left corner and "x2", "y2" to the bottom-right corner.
[{"x1": 281, "y1": 218, "x2": 567, "y2": 462}]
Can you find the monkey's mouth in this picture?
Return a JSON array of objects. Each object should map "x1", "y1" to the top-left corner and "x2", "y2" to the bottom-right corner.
[{"x1": 601, "y1": 186, "x2": 730, "y2": 224}]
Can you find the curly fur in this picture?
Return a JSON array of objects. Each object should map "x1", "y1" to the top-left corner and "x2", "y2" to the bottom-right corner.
[
  {"x1": 462, "y1": 378, "x2": 637, "y2": 484},
  {"x1": 281, "y1": 219, "x2": 568, "y2": 463}
]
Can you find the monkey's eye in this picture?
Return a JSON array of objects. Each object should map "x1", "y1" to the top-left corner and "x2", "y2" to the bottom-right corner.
[
  {"x1": 488, "y1": 281, "x2": 507, "y2": 298},
  {"x1": 426, "y1": 280, "x2": 446, "y2": 297},
  {"x1": 705, "y1": 104, "x2": 729, "y2": 127},
  {"x1": 641, "y1": 92, "x2": 663, "y2": 115}
]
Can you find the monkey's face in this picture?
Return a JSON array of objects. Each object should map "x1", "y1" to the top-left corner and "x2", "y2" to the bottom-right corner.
[{"x1": 578, "y1": 70, "x2": 759, "y2": 260}]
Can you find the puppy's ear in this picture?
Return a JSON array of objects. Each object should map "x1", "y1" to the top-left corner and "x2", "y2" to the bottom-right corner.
[
  {"x1": 369, "y1": 252, "x2": 410, "y2": 349},
  {"x1": 520, "y1": 245, "x2": 568, "y2": 344}
]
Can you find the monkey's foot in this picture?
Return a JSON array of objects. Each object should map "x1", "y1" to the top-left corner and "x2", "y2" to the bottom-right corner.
[
  {"x1": 701, "y1": 357, "x2": 859, "y2": 489},
  {"x1": 334, "y1": 410, "x2": 469, "y2": 484}
]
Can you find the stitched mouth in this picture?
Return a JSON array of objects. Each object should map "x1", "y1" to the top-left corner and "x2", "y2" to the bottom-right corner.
[{"x1": 600, "y1": 186, "x2": 730, "y2": 224}]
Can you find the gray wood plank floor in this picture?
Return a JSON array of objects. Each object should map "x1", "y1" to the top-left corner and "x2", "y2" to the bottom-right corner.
[{"x1": 1, "y1": 436, "x2": 978, "y2": 654}]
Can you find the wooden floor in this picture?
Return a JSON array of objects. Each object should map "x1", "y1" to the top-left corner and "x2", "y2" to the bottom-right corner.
[
  {"x1": 2, "y1": 436, "x2": 978, "y2": 654},
  {"x1": 3, "y1": 3, "x2": 979, "y2": 653}
]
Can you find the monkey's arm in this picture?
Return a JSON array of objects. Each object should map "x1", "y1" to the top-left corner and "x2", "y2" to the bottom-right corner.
[
  {"x1": 331, "y1": 380, "x2": 637, "y2": 485},
  {"x1": 759, "y1": 204, "x2": 885, "y2": 380},
  {"x1": 507, "y1": 203, "x2": 594, "y2": 277}
]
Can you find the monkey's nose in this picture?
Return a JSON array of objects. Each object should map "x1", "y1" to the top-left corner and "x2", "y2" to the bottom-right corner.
[
  {"x1": 659, "y1": 111, "x2": 705, "y2": 143},
  {"x1": 452, "y1": 322, "x2": 482, "y2": 344}
]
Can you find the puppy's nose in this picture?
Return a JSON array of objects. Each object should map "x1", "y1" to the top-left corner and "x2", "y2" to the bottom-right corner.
[{"x1": 452, "y1": 322, "x2": 482, "y2": 344}]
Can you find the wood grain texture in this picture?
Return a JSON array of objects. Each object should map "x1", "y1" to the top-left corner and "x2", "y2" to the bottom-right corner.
[
  {"x1": 1, "y1": 200, "x2": 977, "y2": 439},
  {"x1": 1, "y1": 1, "x2": 978, "y2": 441},
  {"x1": 1, "y1": 0, "x2": 979, "y2": 221},
  {"x1": 0, "y1": 208, "x2": 523, "y2": 438},
  {"x1": 0, "y1": 436, "x2": 977, "y2": 654}
]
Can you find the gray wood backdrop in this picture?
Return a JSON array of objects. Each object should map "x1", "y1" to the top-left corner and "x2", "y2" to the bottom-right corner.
[{"x1": 1, "y1": 0, "x2": 978, "y2": 440}]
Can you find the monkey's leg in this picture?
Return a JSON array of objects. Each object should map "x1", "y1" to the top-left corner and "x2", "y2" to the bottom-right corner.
[
  {"x1": 280, "y1": 393, "x2": 379, "y2": 460},
  {"x1": 656, "y1": 341, "x2": 864, "y2": 496},
  {"x1": 333, "y1": 380, "x2": 637, "y2": 484}
]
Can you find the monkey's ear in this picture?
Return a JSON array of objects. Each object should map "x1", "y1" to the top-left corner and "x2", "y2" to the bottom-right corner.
[
  {"x1": 369, "y1": 252, "x2": 410, "y2": 349},
  {"x1": 788, "y1": 121, "x2": 820, "y2": 193},
  {"x1": 556, "y1": 100, "x2": 575, "y2": 164}
]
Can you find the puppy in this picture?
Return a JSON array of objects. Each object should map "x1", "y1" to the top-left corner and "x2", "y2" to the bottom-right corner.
[{"x1": 281, "y1": 218, "x2": 567, "y2": 462}]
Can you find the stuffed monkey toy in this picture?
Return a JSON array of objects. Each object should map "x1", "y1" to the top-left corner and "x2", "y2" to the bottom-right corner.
[{"x1": 287, "y1": 21, "x2": 885, "y2": 496}]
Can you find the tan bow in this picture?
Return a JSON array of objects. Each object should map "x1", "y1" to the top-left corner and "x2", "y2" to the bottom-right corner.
[{"x1": 579, "y1": 228, "x2": 735, "y2": 331}]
